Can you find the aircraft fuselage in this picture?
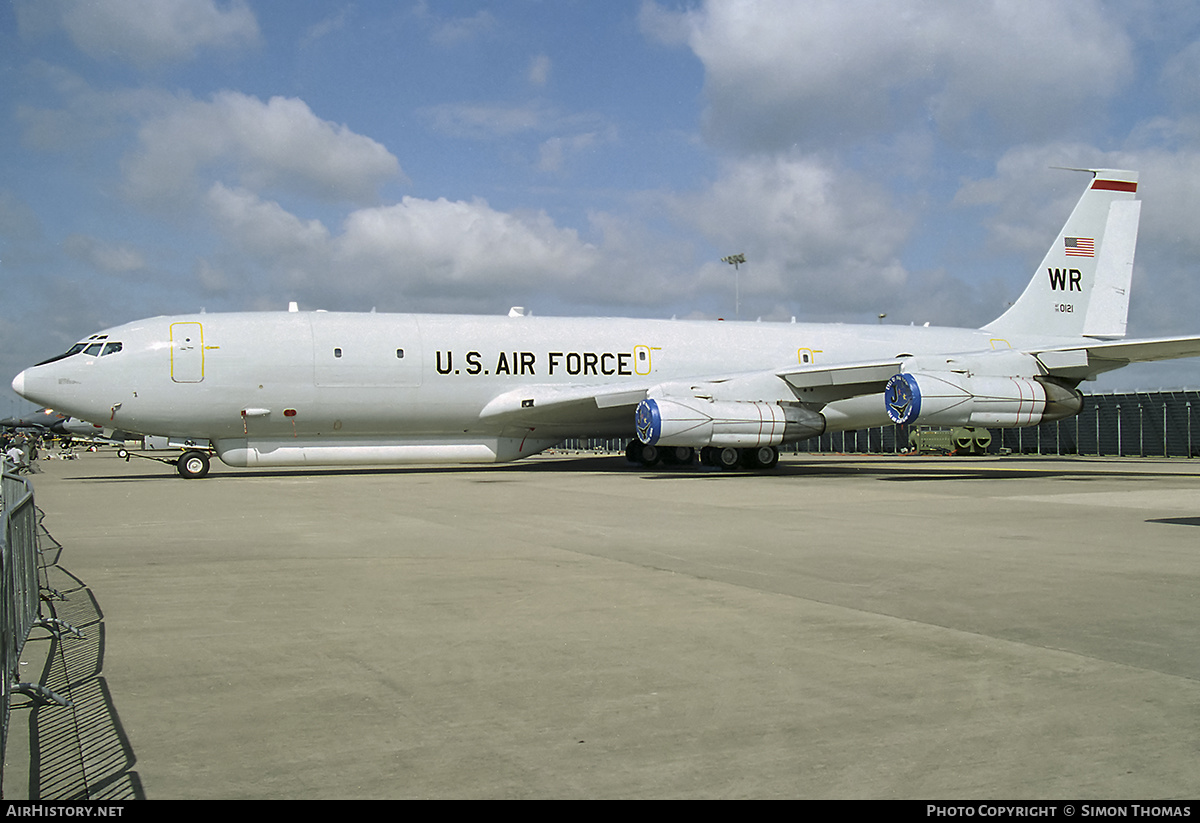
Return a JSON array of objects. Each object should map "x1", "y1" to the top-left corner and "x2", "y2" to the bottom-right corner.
[{"x1": 13, "y1": 310, "x2": 1036, "y2": 466}]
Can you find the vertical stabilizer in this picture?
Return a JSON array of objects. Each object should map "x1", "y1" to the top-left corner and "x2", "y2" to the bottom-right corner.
[{"x1": 984, "y1": 169, "x2": 1139, "y2": 339}]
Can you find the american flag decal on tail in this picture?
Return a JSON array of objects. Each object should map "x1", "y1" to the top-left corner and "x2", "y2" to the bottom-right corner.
[{"x1": 1064, "y1": 237, "x2": 1095, "y2": 257}]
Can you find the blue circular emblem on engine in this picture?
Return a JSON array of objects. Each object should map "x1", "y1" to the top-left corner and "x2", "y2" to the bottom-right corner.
[
  {"x1": 884, "y1": 373, "x2": 921, "y2": 424},
  {"x1": 635, "y1": 399, "x2": 662, "y2": 444}
]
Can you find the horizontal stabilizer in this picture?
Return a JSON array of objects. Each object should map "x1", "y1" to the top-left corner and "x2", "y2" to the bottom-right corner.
[{"x1": 1034, "y1": 335, "x2": 1200, "y2": 379}]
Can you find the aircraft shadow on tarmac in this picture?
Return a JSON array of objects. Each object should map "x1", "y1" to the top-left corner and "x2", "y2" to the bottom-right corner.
[
  {"x1": 1146, "y1": 516, "x2": 1200, "y2": 527},
  {"x1": 12, "y1": 514, "x2": 144, "y2": 800},
  {"x1": 63, "y1": 453, "x2": 1200, "y2": 484}
]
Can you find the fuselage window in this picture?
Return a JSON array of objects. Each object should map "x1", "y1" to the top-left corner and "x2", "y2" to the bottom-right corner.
[
  {"x1": 396, "y1": 348, "x2": 404, "y2": 359},
  {"x1": 101, "y1": 342, "x2": 123, "y2": 356},
  {"x1": 334, "y1": 347, "x2": 342, "y2": 358}
]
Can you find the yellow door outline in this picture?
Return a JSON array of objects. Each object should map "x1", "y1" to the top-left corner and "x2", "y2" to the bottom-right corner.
[
  {"x1": 171, "y1": 322, "x2": 205, "y2": 383},
  {"x1": 634, "y1": 345, "x2": 656, "y2": 376}
]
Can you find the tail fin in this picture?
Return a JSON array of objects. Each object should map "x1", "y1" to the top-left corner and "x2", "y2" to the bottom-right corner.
[{"x1": 984, "y1": 169, "x2": 1140, "y2": 340}]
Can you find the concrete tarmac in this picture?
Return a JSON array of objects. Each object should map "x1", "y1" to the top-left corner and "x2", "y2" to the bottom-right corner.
[{"x1": 5, "y1": 449, "x2": 1200, "y2": 799}]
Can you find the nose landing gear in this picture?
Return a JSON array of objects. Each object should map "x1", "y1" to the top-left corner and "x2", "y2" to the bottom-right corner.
[{"x1": 116, "y1": 446, "x2": 214, "y2": 478}]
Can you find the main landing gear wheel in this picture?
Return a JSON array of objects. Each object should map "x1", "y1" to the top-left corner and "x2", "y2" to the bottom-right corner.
[
  {"x1": 702, "y1": 445, "x2": 780, "y2": 470},
  {"x1": 661, "y1": 446, "x2": 694, "y2": 466},
  {"x1": 177, "y1": 450, "x2": 211, "y2": 479},
  {"x1": 627, "y1": 441, "x2": 660, "y2": 466},
  {"x1": 626, "y1": 441, "x2": 696, "y2": 469},
  {"x1": 714, "y1": 447, "x2": 742, "y2": 470},
  {"x1": 746, "y1": 446, "x2": 779, "y2": 469}
]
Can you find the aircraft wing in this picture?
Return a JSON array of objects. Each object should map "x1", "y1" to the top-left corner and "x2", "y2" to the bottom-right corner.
[
  {"x1": 479, "y1": 360, "x2": 906, "y2": 432},
  {"x1": 777, "y1": 360, "x2": 903, "y2": 405},
  {"x1": 478, "y1": 382, "x2": 653, "y2": 433},
  {"x1": 475, "y1": 335, "x2": 1200, "y2": 435}
]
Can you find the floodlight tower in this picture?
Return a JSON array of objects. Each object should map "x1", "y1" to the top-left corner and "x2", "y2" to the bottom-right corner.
[{"x1": 721, "y1": 253, "x2": 746, "y2": 319}]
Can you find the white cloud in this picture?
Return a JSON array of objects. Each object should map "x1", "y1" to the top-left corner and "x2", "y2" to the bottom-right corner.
[
  {"x1": 645, "y1": 0, "x2": 1133, "y2": 151},
  {"x1": 16, "y1": 0, "x2": 259, "y2": 67},
  {"x1": 538, "y1": 133, "x2": 604, "y2": 174},
  {"x1": 333, "y1": 197, "x2": 599, "y2": 297},
  {"x1": 63, "y1": 234, "x2": 148, "y2": 276},
  {"x1": 0, "y1": 190, "x2": 47, "y2": 268},
  {"x1": 421, "y1": 102, "x2": 554, "y2": 139},
  {"x1": 194, "y1": 257, "x2": 231, "y2": 294},
  {"x1": 301, "y1": 8, "x2": 351, "y2": 47},
  {"x1": 410, "y1": 3, "x2": 497, "y2": 47},
  {"x1": 422, "y1": 101, "x2": 616, "y2": 175},
  {"x1": 199, "y1": 185, "x2": 610, "y2": 307},
  {"x1": 16, "y1": 62, "x2": 175, "y2": 152},
  {"x1": 668, "y1": 154, "x2": 913, "y2": 313},
  {"x1": 528, "y1": 55, "x2": 552, "y2": 87},
  {"x1": 205, "y1": 183, "x2": 331, "y2": 264},
  {"x1": 123, "y1": 92, "x2": 402, "y2": 207}
]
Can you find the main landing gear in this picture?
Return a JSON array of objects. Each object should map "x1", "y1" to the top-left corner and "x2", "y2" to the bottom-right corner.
[
  {"x1": 625, "y1": 441, "x2": 779, "y2": 471},
  {"x1": 625, "y1": 441, "x2": 695, "y2": 467},
  {"x1": 116, "y1": 447, "x2": 213, "y2": 478}
]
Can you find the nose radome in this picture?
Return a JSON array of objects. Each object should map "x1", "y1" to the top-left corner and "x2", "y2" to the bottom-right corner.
[{"x1": 11, "y1": 370, "x2": 25, "y2": 397}]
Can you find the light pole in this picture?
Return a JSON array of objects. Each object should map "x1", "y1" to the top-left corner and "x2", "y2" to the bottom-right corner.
[{"x1": 721, "y1": 253, "x2": 745, "y2": 319}]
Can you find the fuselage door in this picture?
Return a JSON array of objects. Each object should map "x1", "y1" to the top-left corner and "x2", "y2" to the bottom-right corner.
[{"x1": 171, "y1": 322, "x2": 204, "y2": 383}]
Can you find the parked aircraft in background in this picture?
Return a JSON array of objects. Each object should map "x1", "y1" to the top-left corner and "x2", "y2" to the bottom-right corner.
[
  {"x1": 12, "y1": 169, "x2": 1200, "y2": 477},
  {"x1": 0, "y1": 407, "x2": 114, "y2": 443},
  {"x1": 0, "y1": 407, "x2": 73, "y2": 435}
]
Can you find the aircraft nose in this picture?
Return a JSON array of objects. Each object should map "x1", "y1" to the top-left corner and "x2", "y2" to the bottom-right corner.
[{"x1": 11, "y1": 369, "x2": 25, "y2": 397}]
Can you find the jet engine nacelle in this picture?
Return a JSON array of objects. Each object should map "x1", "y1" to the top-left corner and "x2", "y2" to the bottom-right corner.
[
  {"x1": 635, "y1": 398, "x2": 826, "y2": 448},
  {"x1": 884, "y1": 371, "x2": 1082, "y2": 428}
]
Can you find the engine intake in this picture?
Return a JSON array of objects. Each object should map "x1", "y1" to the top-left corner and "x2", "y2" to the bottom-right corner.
[{"x1": 636, "y1": 398, "x2": 825, "y2": 447}]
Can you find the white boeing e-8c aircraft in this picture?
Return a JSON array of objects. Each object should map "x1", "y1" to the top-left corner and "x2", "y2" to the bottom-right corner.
[{"x1": 12, "y1": 169, "x2": 1200, "y2": 478}]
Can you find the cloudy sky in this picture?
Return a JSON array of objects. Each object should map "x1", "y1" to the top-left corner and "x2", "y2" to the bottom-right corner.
[{"x1": 5, "y1": 0, "x2": 1200, "y2": 414}]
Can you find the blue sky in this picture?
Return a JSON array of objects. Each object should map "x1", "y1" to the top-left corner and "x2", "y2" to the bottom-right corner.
[{"x1": 5, "y1": 0, "x2": 1200, "y2": 416}]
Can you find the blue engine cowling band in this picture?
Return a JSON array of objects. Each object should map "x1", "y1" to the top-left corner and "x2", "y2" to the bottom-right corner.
[
  {"x1": 635, "y1": 399, "x2": 662, "y2": 444},
  {"x1": 884, "y1": 373, "x2": 921, "y2": 424}
]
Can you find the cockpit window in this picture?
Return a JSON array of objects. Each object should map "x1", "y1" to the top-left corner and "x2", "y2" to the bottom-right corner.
[
  {"x1": 34, "y1": 342, "x2": 88, "y2": 367},
  {"x1": 34, "y1": 338, "x2": 124, "y2": 366}
]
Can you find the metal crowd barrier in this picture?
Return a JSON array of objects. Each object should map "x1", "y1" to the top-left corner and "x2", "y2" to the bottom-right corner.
[
  {"x1": 2, "y1": 469, "x2": 37, "y2": 766},
  {"x1": 1, "y1": 465, "x2": 73, "y2": 795}
]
